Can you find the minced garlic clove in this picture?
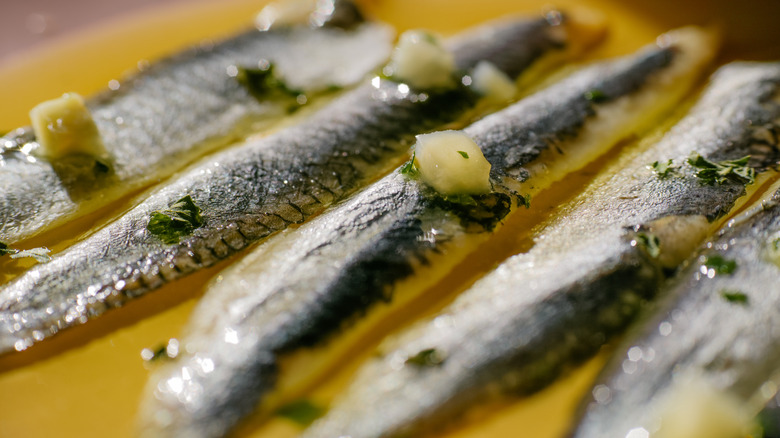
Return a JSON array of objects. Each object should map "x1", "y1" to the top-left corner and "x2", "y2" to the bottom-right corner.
[
  {"x1": 29, "y1": 92, "x2": 107, "y2": 159},
  {"x1": 653, "y1": 376, "x2": 755, "y2": 438},
  {"x1": 413, "y1": 130, "x2": 491, "y2": 196},
  {"x1": 386, "y1": 30, "x2": 455, "y2": 90},
  {"x1": 470, "y1": 61, "x2": 517, "y2": 102}
]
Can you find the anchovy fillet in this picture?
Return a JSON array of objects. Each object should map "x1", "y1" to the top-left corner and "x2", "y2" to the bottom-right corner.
[
  {"x1": 572, "y1": 162, "x2": 780, "y2": 434},
  {"x1": 304, "y1": 61, "x2": 780, "y2": 438},
  {"x1": 138, "y1": 29, "x2": 716, "y2": 438},
  {"x1": 0, "y1": 0, "x2": 392, "y2": 244},
  {"x1": 0, "y1": 14, "x2": 582, "y2": 354},
  {"x1": 570, "y1": 189, "x2": 780, "y2": 438}
]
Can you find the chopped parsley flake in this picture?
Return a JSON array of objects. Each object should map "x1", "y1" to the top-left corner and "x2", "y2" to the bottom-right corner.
[
  {"x1": 703, "y1": 254, "x2": 737, "y2": 275},
  {"x1": 770, "y1": 237, "x2": 780, "y2": 254},
  {"x1": 420, "y1": 31, "x2": 439, "y2": 45},
  {"x1": 457, "y1": 150, "x2": 469, "y2": 159},
  {"x1": 687, "y1": 153, "x2": 755, "y2": 186},
  {"x1": 648, "y1": 159, "x2": 679, "y2": 179},
  {"x1": 584, "y1": 89, "x2": 607, "y2": 103},
  {"x1": 324, "y1": 84, "x2": 343, "y2": 93},
  {"x1": 756, "y1": 405, "x2": 780, "y2": 437},
  {"x1": 141, "y1": 338, "x2": 179, "y2": 363},
  {"x1": 0, "y1": 241, "x2": 51, "y2": 263},
  {"x1": 94, "y1": 158, "x2": 111, "y2": 174},
  {"x1": 405, "y1": 348, "x2": 445, "y2": 367},
  {"x1": 142, "y1": 344, "x2": 169, "y2": 362},
  {"x1": 517, "y1": 193, "x2": 531, "y2": 209},
  {"x1": 399, "y1": 151, "x2": 420, "y2": 177},
  {"x1": 441, "y1": 193, "x2": 479, "y2": 206},
  {"x1": 721, "y1": 290, "x2": 749, "y2": 304},
  {"x1": 766, "y1": 237, "x2": 780, "y2": 267},
  {"x1": 635, "y1": 232, "x2": 661, "y2": 258},
  {"x1": 276, "y1": 400, "x2": 326, "y2": 426},
  {"x1": 147, "y1": 195, "x2": 204, "y2": 244},
  {"x1": 235, "y1": 63, "x2": 301, "y2": 100},
  {"x1": 0, "y1": 242, "x2": 14, "y2": 257}
]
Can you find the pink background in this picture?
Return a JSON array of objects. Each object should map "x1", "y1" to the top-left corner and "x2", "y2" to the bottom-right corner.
[{"x1": 0, "y1": 0, "x2": 185, "y2": 64}]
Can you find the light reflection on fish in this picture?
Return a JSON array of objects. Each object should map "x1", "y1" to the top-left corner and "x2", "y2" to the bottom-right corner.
[
  {"x1": 570, "y1": 192, "x2": 780, "y2": 437},
  {"x1": 0, "y1": 12, "x2": 590, "y2": 354},
  {"x1": 304, "y1": 61, "x2": 780, "y2": 438},
  {"x1": 138, "y1": 28, "x2": 717, "y2": 438},
  {"x1": 0, "y1": 0, "x2": 392, "y2": 244},
  {"x1": 572, "y1": 151, "x2": 780, "y2": 436}
]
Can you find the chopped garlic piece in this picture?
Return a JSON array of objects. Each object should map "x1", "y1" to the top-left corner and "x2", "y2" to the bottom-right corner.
[
  {"x1": 654, "y1": 375, "x2": 754, "y2": 438},
  {"x1": 387, "y1": 30, "x2": 455, "y2": 90},
  {"x1": 29, "y1": 93, "x2": 106, "y2": 159},
  {"x1": 470, "y1": 61, "x2": 517, "y2": 102},
  {"x1": 647, "y1": 215, "x2": 710, "y2": 269},
  {"x1": 414, "y1": 130, "x2": 491, "y2": 195},
  {"x1": 255, "y1": 0, "x2": 317, "y2": 30}
]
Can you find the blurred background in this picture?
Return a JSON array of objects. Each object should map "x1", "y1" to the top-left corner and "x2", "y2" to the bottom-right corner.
[
  {"x1": 0, "y1": 0, "x2": 186, "y2": 64},
  {"x1": 2, "y1": 0, "x2": 780, "y2": 128},
  {"x1": 3, "y1": 0, "x2": 780, "y2": 66}
]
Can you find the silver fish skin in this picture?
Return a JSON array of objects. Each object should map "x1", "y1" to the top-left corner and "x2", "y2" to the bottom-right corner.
[
  {"x1": 571, "y1": 187, "x2": 780, "y2": 433},
  {"x1": 0, "y1": 0, "x2": 392, "y2": 244},
  {"x1": 305, "y1": 62, "x2": 780, "y2": 438},
  {"x1": 0, "y1": 15, "x2": 575, "y2": 354},
  {"x1": 138, "y1": 29, "x2": 715, "y2": 438}
]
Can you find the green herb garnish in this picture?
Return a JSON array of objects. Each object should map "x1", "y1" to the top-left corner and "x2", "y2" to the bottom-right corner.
[
  {"x1": 143, "y1": 344, "x2": 169, "y2": 362},
  {"x1": 770, "y1": 237, "x2": 780, "y2": 253},
  {"x1": 324, "y1": 84, "x2": 343, "y2": 93},
  {"x1": 276, "y1": 400, "x2": 326, "y2": 426},
  {"x1": 147, "y1": 195, "x2": 204, "y2": 244},
  {"x1": 635, "y1": 232, "x2": 661, "y2": 258},
  {"x1": 756, "y1": 406, "x2": 780, "y2": 438},
  {"x1": 648, "y1": 159, "x2": 679, "y2": 179},
  {"x1": 721, "y1": 290, "x2": 749, "y2": 304},
  {"x1": 457, "y1": 151, "x2": 469, "y2": 159},
  {"x1": 93, "y1": 158, "x2": 111, "y2": 174},
  {"x1": 703, "y1": 254, "x2": 737, "y2": 275},
  {"x1": 0, "y1": 241, "x2": 51, "y2": 263},
  {"x1": 517, "y1": 193, "x2": 531, "y2": 209},
  {"x1": 584, "y1": 89, "x2": 607, "y2": 103},
  {"x1": 769, "y1": 237, "x2": 780, "y2": 254},
  {"x1": 235, "y1": 63, "x2": 300, "y2": 100},
  {"x1": 420, "y1": 31, "x2": 439, "y2": 45},
  {"x1": 142, "y1": 339, "x2": 179, "y2": 362},
  {"x1": 767, "y1": 237, "x2": 780, "y2": 268},
  {"x1": 399, "y1": 151, "x2": 420, "y2": 177},
  {"x1": 405, "y1": 348, "x2": 445, "y2": 367},
  {"x1": 441, "y1": 193, "x2": 479, "y2": 206},
  {"x1": 687, "y1": 153, "x2": 755, "y2": 186},
  {"x1": 0, "y1": 242, "x2": 14, "y2": 256},
  {"x1": 429, "y1": 192, "x2": 512, "y2": 233}
]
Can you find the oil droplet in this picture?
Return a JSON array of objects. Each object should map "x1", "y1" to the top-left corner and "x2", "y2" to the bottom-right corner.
[{"x1": 659, "y1": 321, "x2": 672, "y2": 336}]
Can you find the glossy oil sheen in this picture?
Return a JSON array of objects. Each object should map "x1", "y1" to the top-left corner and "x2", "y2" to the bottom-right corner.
[
  {"x1": 141, "y1": 26, "x2": 715, "y2": 438},
  {"x1": 0, "y1": 10, "x2": 572, "y2": 356},
  {"x1": 304, "y1": 61, "x2": 780, "y2": 438}
]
